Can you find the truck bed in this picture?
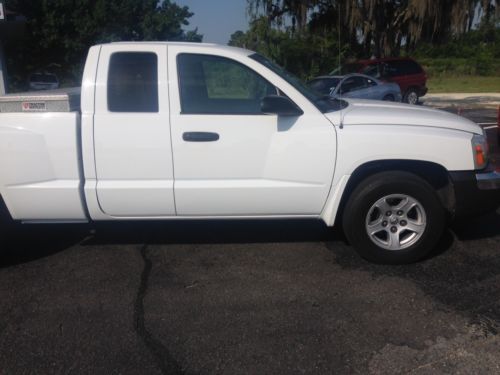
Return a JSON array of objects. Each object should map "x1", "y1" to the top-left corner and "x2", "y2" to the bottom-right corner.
[
  {"x1": 0, "y1": 87, "x2": 81, "y2": 113},
  {"x1": 0, "y1": 92, "x2": 87, "y2": 221}
]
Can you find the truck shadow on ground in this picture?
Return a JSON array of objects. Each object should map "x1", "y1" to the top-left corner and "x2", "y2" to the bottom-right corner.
[
  {"x1": 451, "y1": 211, "x2": 500, "y2": 241},
  {"x1": 2, "y1": 214, "x2": 500, "y2": 335},
  {"x1": 329, "y1": 211, "x2": 500, "y2": 334},
  {"x1": 1, "y1": 212, "x2": 499, "y2": 269},
  {"x1": 0, "y1": 224, "x2": 90, "y2": 268},
  {"x1": 87, "y1": 219, "x2": 340, "y2": 245},
  {"x1": 0, "y1": 219, "x2": 340, "y2": 268}
]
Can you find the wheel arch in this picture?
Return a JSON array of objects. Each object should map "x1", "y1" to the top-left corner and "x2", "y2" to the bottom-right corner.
[{"x1": 327, "y1": 159, "x2": 455, "y2": 227}]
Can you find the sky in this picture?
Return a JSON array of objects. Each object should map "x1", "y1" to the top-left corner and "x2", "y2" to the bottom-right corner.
[{"x1": 176, "y1": 0, "x2": 249, "y2": 44}]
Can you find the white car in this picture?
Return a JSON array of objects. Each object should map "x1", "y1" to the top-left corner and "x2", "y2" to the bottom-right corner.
[
  {"x1": 0, "y1": 42, "x2": 499, "y2": 264},
  {"x1": 28, "y1": 73, "x2": 59, "y2": 90}
]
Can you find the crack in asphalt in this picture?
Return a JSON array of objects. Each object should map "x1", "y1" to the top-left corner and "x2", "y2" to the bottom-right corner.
[{"x1": 134, "y1": 244, "x2": 185, "y2": 375}]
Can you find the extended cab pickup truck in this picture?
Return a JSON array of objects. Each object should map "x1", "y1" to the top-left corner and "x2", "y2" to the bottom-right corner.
[{"x1": 1, "y1": 42, "x2": 499, "y2": 264}]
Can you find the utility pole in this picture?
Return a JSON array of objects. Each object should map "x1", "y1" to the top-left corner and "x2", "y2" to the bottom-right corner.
[
  {"x1": 0, "y1": 1, "x2": 6, "y2": 94},
  {"x1": 0, "y1": 41, "x2": 6, "y2": 95}
]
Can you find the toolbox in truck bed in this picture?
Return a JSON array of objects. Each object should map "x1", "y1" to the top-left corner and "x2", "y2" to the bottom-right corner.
[{"x1": 0, "y1": 87, "x2": 81, "y2": 113}]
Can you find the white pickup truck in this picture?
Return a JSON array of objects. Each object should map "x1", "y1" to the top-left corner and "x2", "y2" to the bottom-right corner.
[{"x1": 1, "y1": 42, "x2": 499, "y2": 263}]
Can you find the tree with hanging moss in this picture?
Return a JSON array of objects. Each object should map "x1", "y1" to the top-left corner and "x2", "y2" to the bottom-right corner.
[
  {"x1": 230, "y1": 16, "x2": 347, "y2": 80},
  {"x1": 246, "y1": 0, "x2": 498, "y2": 58}
]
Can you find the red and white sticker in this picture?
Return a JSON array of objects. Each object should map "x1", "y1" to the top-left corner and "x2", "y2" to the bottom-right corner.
[{"x1": 22, "y1": 102, "x2": 47, "y2": 111}]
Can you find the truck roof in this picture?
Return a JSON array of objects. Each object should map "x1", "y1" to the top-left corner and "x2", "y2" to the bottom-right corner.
[
  {"x1": 105, "y1": 41, "x2": 253, "y2": 57},
  {"x1": 0, "y1": 42, "x2": 255, "y2": 113}
]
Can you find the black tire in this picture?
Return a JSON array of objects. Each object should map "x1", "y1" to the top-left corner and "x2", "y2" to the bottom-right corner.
[
  {"x1": 342, "y1": 171, "x2": 446, "y2": 264},
  {"x1": 403, "y1": 88, "x2": 419, "y2": 105},
  {"x1": 382, "y1": 94, "x2": 395, "y2": 101}
]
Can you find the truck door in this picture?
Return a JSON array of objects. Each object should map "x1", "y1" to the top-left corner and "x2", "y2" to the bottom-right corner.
[
  {"x1": 93, "y1": 45, "x2": 175, "y2": 216},
  {"x1": 167, "y1": 47, "x2": 337, "y2": 216}
]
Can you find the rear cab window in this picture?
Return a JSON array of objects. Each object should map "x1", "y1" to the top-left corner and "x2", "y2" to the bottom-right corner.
[
  {"x1": 107, "y1": 52, "x2": 159, "y2": 112},
  {"x1": 383, "y1": 60, "x2": 423, "y2": 77}
]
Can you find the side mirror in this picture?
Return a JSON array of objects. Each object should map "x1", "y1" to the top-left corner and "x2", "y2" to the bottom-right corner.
[{"x1": 261, "y1": 95, "x2": 303, "y2": 116}]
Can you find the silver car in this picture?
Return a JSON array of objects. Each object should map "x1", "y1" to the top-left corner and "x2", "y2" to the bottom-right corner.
[
  {"x1": 28, "y1": 73, "x2": 60, "y2": 91},
  {"x1": 308, "y1": 74, "x2": 402, "y2": 102}
]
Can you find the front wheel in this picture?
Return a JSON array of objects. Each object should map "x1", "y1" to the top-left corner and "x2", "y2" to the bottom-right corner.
[
  {"x1": 404, "y1": 88, "x2": 419, "y2": 105},
  {"x1": 342, "y1": 171, "x2": 446, "y2": 264}
]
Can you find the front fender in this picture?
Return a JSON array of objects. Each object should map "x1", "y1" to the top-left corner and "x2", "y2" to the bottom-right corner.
[{"x1": 320, "y1": 125, "x2": 474, "y2": 226}]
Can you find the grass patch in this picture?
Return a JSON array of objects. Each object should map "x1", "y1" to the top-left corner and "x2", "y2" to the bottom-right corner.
[{"x1": 427, "y1": 76, "x2": 500, "y2": 93}]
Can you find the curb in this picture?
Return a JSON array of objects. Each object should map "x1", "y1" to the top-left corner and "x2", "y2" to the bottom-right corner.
[{"x1": 422, "y1": 93, "x2": 500, "y2": 109}]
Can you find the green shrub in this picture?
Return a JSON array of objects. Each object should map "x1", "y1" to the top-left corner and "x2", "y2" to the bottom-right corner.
[{"x1": 419, "y1": 57, "x2": 499, "y2": 77}]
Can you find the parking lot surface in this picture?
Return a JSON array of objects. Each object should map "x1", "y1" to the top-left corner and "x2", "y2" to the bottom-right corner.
[{"x1": 0, "y1": 106, "x2": 499, "y2": 374}]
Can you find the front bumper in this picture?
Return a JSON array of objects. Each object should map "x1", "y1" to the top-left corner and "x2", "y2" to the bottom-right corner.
[{"x1": 450, "y1": 166, "x2": 500, "y2": 218}]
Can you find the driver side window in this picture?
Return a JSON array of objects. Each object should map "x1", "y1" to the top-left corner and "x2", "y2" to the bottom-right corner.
[{"x1": 178, "y1": 54, "x2": 277, "y2": 114}]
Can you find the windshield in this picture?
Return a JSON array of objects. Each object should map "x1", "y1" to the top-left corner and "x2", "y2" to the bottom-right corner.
[
  {"x1": 249, "y1": 53, "x2": 347, "y2": 113},
  {"x1": 30, "y1": 74, "x2": 58, "y2": 83},
  {"x1": 307, "y1": 77, "x2": 341, "y2": 96}
]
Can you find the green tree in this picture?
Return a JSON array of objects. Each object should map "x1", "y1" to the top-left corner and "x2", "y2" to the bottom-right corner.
[
  {"x1": 5, "y1": 0, "x2": 201, "y2": 90},
  {"x1": 228, "y1": 30, "x2": 248, "y2": 48},
  {"x1": 229, "y1": 16, "x2": 347, "y2": 80},
  {"x1": 246, "y1": 0, "x2": 497, "y2": 57}
]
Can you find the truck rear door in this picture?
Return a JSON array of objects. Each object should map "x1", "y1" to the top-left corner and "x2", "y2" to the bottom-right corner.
[{"x1": 93, "y1": 44, "x2": 176, "y2": 217}]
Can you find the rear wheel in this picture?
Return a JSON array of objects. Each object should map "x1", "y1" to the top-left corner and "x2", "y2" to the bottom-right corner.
[
  {"x1": 404, "y1": 88, "x2": 419, "y2": 105},
  {"x1": 382, "y1": 94, "x2": 395, "y2": 101},
  {"x1": 342, "y1": 171, "x2": 445, "y2": 264}
]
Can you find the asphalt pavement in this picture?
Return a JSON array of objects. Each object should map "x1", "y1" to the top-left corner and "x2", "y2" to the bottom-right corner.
[
  {"x1": 1, "y1": 214, "x2": 500, "y2": 374},
  {"x1": 0, "y1": 105, "x2": 499, "y2": 374}
]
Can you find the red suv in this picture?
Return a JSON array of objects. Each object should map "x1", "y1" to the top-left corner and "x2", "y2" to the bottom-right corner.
[{"x1": 333, "y1": 57, "x2": 427, "y2": 104}]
